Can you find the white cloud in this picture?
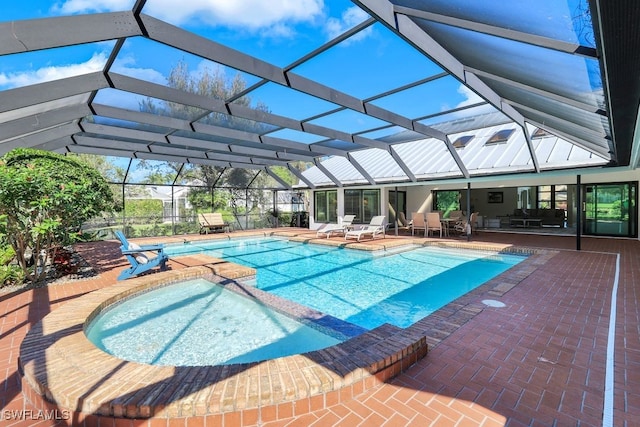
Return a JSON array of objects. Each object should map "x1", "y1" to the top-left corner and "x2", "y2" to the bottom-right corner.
[
  {"x1": 0, "y1": 51, "x2": 167, "y2": 90},
  {"x1": 53, "y1": 0, "x2": 324, "y2": 31},
  {"x1": 52, "y1": 0, "x2": 132, "y2": 14},
  {"x1": 0, "y1": 52, "x2": 108, "y2": 88},
  {"x1": 325, "y1": 6, "x2": 371, "y2": 44},
  {"x1": 436, "y1": 84, "x2": 497, "y2": 120},
  {"x1": 264, "y1": 22, "x2": 296, "y2": 39},
  {"x1": 456, "y1": 84, "x2": 485, "y2": 108},
  {"x1": 93, "y1": 89, "x2": 148, "y2": 111},
  {"x1": 112, "y1": 55, "x2": 166, "y2": 85}
]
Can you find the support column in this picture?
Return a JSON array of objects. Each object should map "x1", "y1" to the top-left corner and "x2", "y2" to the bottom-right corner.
[
  {"x1": 273, "y1": 190, "x2": 278, "y2": 228},
  {"x1": 576, "y1": 175, "x2": 581, "y2": 251},
  {"x1": 394, "y1": 186, "x2": 399, "y2": 236},
  {"x1": 466, "y1": 182, "x2": 472, "y2": 241}
]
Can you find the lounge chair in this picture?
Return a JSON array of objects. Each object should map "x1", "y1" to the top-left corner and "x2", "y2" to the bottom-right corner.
[
  {"x1": 344, "y1": 215, "x2": 387, "y2": 242},
  {"x1": 115, "y1": 230, "x2": 169, "y2": 280},
  {"x1": 315, "y1": 214, "x2": 356, "y2": 238},
  {"x1": 396, "y1": 211, "x2": 411, "y2": 233},
  {"x1": 198, "y1": 212, "x2": 229, "y2": 234}
]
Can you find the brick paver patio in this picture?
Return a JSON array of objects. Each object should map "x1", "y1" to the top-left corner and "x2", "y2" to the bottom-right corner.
[{"x1": 1, "y1": 230, "x2": 638, "y2": 426}]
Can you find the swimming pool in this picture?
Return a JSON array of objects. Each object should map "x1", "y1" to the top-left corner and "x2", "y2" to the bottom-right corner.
[
  {"x1": 86, "y1": 278, "x2": 343, "y2": 366},
  {"x1": 165, "y1": 238, "x2": 525, "y2": 329}
]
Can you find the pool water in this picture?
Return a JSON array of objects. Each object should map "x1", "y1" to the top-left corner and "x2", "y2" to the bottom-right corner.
[
  {"x1": 86, "y1": 279, "x2": 342, "y2": 366},
  {"x1": 166, "y1": 238, "x2": 525, "y2": 329}
]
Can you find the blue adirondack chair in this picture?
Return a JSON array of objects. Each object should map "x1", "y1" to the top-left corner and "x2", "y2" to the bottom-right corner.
[{"x1": 115, "y1": 230, "x2": 169, "y2": 280}]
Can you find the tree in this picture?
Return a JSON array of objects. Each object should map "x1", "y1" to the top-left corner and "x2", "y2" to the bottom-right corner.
[
  {"x1": 69, "y1": 153, "x2": 126, "y2": 182},
  {"x1": 0, "y1": 148, "x2": 116, "y2": 282},
  {"x1": 68, "y1": 152, "x2": 125, "y2": 210},
  {"x1": 140, "y1": 61, "x2": 308, "y2": 227}
]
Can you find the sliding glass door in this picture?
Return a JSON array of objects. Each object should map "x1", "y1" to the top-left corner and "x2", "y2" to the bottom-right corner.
[
  {"x1": 345, "y1": 189, "x2": 380, "y2": 224},
  {"x1": 314, "y1": 190, "x2": 337, "y2": 223},
  {"x1": 388, "y1": 190, "x2": 407, "y2": 229},
  {"x1": 583, "y1": 183, "x2": 637, "y2": 237}
]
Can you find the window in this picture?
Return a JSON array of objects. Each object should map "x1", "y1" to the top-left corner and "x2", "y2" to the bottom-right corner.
[
  {"x1": 345, "y1": 189, "x2": 380, "y2": 223},
  {"x1": 537, "y1": 185, "x2": 567, "y2": 211},
  {"x1": 554, "y1": 185, "x2": 568, "y2": 211},
  {"x1": 537, "y1": 185, "x2": 568, "y2": 229},
  {"x1": 485, "y1": 128, "x2": 515, "y2": 146},
  {"x1": 314, "y1": 190, "x2": 337, "y2": 223},
  {"x1": 538, "y1": 185, "x2": 552, "y2": 209},
  {"x1": 517, "y1": 186, "x2": 535, "y2": 209},
  {"x1": 452, "y1": 135, "x2": 474, "y2": 149},
  {"x1": 434, "y1": 190, "x2": 461, "y2": 216},
  {"x1": 177, "y1": 198, "x2": 187, "y2": 221}
]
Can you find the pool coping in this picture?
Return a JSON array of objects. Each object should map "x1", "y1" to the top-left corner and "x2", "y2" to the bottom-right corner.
[{"x1": 19, "y1": 235, "x2": 556, "y2": 425}]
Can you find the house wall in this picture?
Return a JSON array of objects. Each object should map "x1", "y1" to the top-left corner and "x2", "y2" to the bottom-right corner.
[
  {"x1": 308, "y1": 167, "x2": 640, "y2": 236},
  {"x1": 405, "y1": 186, "x2": 431, "y2": 215}
]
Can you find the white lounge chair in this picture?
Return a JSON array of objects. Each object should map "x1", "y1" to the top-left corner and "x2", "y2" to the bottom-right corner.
[
  {"x1": 315, "y1": 215, "x2": 356, "y2": 238},
  {"x1": 344, "y1": 215, "x2": 387, "y2": 242}
]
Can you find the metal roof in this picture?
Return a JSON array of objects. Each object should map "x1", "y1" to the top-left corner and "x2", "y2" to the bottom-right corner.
[{"x1": 1, "y1": 0, "x2": 639, "y2": 189}]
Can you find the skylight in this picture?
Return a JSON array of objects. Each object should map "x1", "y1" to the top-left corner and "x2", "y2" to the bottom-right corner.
[
  {"x1": 453, "y1": 135, "x2": 474, "y2": 149},
  {"x1": 531, "y1": 128, "x2": 551, "y2": 139},
  {"x1": 485, "y1": 129, "x2": 515, "y2": 146}
]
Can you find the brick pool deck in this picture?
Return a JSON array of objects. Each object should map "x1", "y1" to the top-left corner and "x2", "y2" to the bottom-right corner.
[{"x1": 1, "y1": 229, "x2": 639, "y2": 426}]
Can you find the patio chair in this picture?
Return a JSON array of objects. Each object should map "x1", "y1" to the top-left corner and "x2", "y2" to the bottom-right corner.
[
  {"x1": 344, "y1": 215, "x2": 387, "y2": 242},
  {"x1": 448, "y1": 210, "x2": 463, "y2": 221},
  {"x1": 115, "y1": 230, "x2": 169, "y2": 280},
  {"x1": 426, "y1": 212, "x2": 443, "y2": 238},
  {"x1": 454, "y1": 212, "x2": 479, "y2": 236},
  {"x1": 315, "y1": 214, "x2": 356, "y2": 238},
  {"x1": 410, "y1": 212, "x2": 427, "y2": 236}
]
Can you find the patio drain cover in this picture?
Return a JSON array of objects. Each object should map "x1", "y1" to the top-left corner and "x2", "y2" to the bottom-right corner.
[{"x1": 482, "y1": 299, "x2": 506, "y2": 308}]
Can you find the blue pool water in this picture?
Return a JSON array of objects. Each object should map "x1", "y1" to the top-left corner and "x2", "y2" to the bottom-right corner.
[
  {"x1": 86, "y1": 278, "x2": 342, "y2": 366},
  {"x1": 166, "y1": 238, "x2": 525, "y2": 329}
]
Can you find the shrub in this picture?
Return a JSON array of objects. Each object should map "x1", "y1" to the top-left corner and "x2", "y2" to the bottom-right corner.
[
  {"x1": 0, "y1": 149, "x2": 115, "y2": 282},
  {"x1": 0, "y1": 265, "x2": 25, "y2": 288},
  {"x1": 0, "y1": 245, "x2": 15, "y2": 266}
]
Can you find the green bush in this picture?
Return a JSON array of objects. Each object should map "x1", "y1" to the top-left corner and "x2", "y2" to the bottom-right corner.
[
  {"x1": 278, "y1": 212, "x2": 292, "y2": 226},
  {"x1": 123, "y1": 199, "x2": 164, "y2": 224},
  {"x1": 0, "y1": 265, "x2": 25, "y2": 288},
  {"x1": 0, "y1": 148, "x2": 115, "y2": 282},
  {"x1": 175, "y1": 222, "x2": 200, "y2": 235},
  {"x1": 0, "y1": 245, "x2": 15, "y2": 266},
  {"x1": 122, "y1": 221, "x2": 200, "y2": 238}
]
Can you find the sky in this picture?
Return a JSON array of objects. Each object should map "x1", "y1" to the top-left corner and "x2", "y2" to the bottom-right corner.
[
  {"x1": 0, "y1": 0, "x2": 474, "y2": 183},
  {"x1": 0, "y1": 0, "x2": 602, "y2": 182},
  {"x1": 0, "y1": 0, "x2": 475, "y2": 116}
]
